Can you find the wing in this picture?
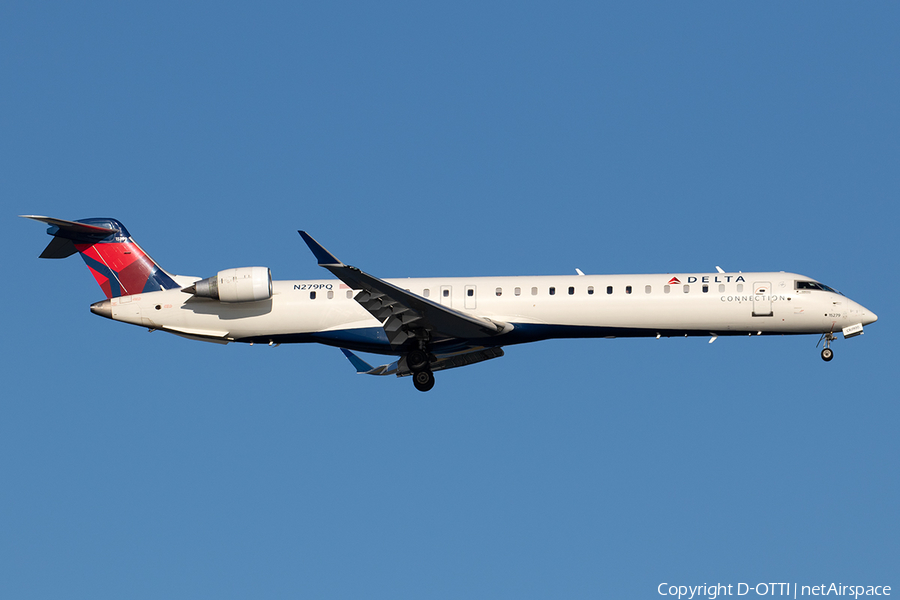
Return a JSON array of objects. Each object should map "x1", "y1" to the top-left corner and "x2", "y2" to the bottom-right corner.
[
  {"x1": 299, "y1": 231, "x2": 511, "y2": 348},
  {"x1": 340, "y1": 347, "x2": 505, "y2": 376}
]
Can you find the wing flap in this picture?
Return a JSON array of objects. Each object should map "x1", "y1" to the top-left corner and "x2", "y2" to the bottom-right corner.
[{"x1": 421, "y1": 346, "x2": 504, "y2": 375}]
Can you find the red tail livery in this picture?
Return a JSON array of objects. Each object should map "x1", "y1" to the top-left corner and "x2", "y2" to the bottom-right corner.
[{"x1": 22, "y1": 216, "x2": 179, "y2": 298}]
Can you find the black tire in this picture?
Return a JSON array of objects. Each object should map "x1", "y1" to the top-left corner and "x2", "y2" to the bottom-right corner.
[
  {"x1": 413, "y1": 370, "x2": 435, "y2": 392},
  {"x1": 821, "y1": 348, "x2": 834, "y2": 362},
  {"x1": 407, "y1": 349, "x2": 429, "y2": 372}
]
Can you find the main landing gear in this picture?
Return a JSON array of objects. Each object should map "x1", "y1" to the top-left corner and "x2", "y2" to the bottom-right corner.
[
  {"x1": 413, "y1": 369, "x2": 435, "y2": 392},
  {"x1": 407, "y1": 347, "x2": 435, "y2": 392},
  {"x1": 819, "y1": 333, "x2": 836, "y2": 362}
]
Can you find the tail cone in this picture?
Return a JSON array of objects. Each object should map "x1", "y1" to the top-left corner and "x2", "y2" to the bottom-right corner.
[{"x1": 90, "y1": 299, "x2": 112, "y2": 319}]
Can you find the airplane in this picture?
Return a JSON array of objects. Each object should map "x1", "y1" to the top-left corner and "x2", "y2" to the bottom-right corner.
[{"x1": 23, "y1": 215, "x2": 878, "y2": 391}]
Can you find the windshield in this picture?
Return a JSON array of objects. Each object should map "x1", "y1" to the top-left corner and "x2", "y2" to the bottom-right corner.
[{"x1": 795, "y1": 281, "x2": 842, "y2": 295}]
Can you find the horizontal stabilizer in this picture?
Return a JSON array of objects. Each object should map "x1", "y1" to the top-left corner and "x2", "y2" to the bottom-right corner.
[
  {"x1": 20, "y1": 215, "x2": 118, "y2": 237},
  {"x1": 22, "y1": 215, "x2": 120, "y2": 259}
]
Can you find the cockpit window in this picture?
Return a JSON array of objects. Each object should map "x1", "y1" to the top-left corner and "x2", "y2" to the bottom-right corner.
[{"x1": 795, "y1": 281, "x2": 841, "y2": 294}]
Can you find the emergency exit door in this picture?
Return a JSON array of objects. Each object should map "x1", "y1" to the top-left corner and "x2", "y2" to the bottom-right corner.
[{"x1": 465, "y1": 285, "x2": 477, "y2": 309}]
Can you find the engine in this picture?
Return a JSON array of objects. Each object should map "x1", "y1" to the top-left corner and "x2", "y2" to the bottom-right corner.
[{"x1": 184, "y1": 267, "x2": 273, "y2": 302}]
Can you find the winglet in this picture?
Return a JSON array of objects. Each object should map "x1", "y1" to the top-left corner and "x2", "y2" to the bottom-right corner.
[
  {"x1": 340, "y1": 348, "x2": 375, "y2": 373},
  {"x1": 298, "y1": 231, "x2": 343, "y2": 266}
]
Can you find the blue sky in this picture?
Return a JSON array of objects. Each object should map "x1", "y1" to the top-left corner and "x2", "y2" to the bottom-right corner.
[{"x1": 2, "y1": 2, "x2": 898, "y2": 598}]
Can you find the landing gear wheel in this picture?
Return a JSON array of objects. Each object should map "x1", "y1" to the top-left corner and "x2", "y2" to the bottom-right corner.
[
  {"x1": 407, "y1": 349, "x2": 429, "y2": 372},
  {"x1": 818, "y1": 332, "x2": 836, "y2": 363},
  {"x1": 413, "y1": 370, "x2": 435, "y2": 392}
]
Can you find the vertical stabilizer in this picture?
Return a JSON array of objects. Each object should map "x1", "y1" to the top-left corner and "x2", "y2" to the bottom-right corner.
[{"x1": 22, "y1": 215, "x2": 180, "y2": 298}]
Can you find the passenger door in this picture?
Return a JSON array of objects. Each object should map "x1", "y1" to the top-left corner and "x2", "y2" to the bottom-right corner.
[{"x1": 752, "y1": 281, "x2": 773, "y2": 317}]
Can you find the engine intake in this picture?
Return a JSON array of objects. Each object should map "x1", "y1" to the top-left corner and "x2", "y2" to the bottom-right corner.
[{"x1": 183, "y1": 267, "x2": 273, "y2": 302}]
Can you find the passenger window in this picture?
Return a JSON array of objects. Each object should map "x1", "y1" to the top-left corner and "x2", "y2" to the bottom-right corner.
[
  {"x1": 736, "y1": 284, "x2": 743, "y2": 293},
  {"x1": 467, "y1": 289, "x2": 474, "y2": 297},
  {"x1": 549, "y1": 287, "x2": 556, "y2": 295},
  {"x1": 718, "y1": 284, "x2": 725, "y2": 293},
  {"x1": 702, "y1": 284, "x2": 708, "y2": 294},
  {"x1": 568, "y1": 286, "x2": 575, "y2": 295},
  {"x1": 587, "y1": 286, "x2": 594, "y2": 295},
  {"x1": 607, "y1": 286, "x2": 613, "y2": 295},
  {"x1": 496, "y1": 287, "x2": 502, "y2": 296},
  {"x1": 327, "y1": 290, "x2": 334, "y2": 299},
  {"x1": 645, "y1": 285, "x2": 651, "y2": 294},
  {"x1": 626, "y1": 286, "x2": 632, "y2": 294},
  {"x1": 346, "y1": 290, "x2": 353, "y2": 299},
  {"x1": 664, "y1": 285, "x2": 670, "y2": 294},
  {"x1": 310, "y1": 291, "x2": 316, "y2": 300},
  {"x1": 531, "y1": 287, "x2": 538, "y2": 296},
  {"x1": 423, "y1": 289, "x2": 430, "y2": 298},
  {"x1": 443, "y1": 289, "x2": 450, "y2": 297},
  {"x1": 514, "y1": 287, "x2": 521, "y2": 296},
  {"x1": 683, "y1": 285, "x2": 690, "y2": 293}
]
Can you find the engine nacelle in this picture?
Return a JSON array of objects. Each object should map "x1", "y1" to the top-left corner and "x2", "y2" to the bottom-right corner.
[{"x1": 185, "y1": 267, "x2": 273, "y2": 302}]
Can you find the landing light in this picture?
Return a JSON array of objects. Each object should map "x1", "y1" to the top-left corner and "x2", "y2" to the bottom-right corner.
[{"x1": 843, "y1": 323, "x2": 864, "y2": 339}]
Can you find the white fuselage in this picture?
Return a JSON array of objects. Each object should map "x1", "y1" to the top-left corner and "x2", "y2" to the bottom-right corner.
[{"x1": 100, "y1": 271, "x2": 876, "y2": 355}]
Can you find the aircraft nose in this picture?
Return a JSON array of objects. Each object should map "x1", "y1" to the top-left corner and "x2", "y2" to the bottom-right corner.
[{"x1": 859, "y1": 304, "x2": 877, "y2": 326}]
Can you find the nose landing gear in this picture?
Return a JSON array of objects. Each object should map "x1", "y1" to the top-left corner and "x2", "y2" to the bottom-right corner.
[{"x1": 818, "y1": 333, "x2": 836, "y2": 362}]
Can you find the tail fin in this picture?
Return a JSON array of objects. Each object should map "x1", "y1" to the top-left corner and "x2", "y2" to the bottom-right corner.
[{"x1": 22, "y1": 215, "x2": 180, "y2": 298}]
